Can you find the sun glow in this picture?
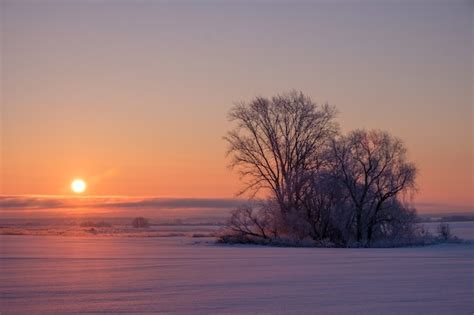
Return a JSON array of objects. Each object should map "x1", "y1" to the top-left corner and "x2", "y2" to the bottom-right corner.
[{"x1": 71, "y1": 179, "x2": 87, "y2": 194}]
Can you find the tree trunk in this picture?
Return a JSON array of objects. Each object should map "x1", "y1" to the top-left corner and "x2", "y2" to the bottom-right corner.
[
  {"x1": 356, "y1": 211, "x2": 362, "y2": 242},
  {"x1": 367, "y1": 223, "x2": 374, "y2": 247}
]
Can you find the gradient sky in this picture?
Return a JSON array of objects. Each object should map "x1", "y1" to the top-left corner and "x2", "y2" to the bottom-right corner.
[{"x1": 1, "y1": 0, "x2": 472, "y2": 212}]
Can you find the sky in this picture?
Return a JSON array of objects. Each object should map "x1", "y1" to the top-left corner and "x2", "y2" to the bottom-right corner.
[{"x1": 1, "y1": 0, "x2": 472, "y2": 213}]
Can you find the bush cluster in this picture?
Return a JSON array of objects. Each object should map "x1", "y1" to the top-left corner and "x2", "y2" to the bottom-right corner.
[{"x1": 220, "y1": 91, "x2": 453, "y2": 247}]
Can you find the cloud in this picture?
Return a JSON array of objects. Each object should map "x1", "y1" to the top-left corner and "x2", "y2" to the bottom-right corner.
[
  {"x1": 0, "y1": 196, "x2": 66, "y2": 209},
  {"x1": 109, "y1": 198, "x2": 243, "y2": 209},
  {"x1": 415, "y1": 202, "x2": 473, "y2": 214},
  {"x1": 0, "y1": 195, "x2": 243, "y2": 211}
]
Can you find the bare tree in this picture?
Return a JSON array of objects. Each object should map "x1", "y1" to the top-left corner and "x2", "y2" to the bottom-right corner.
[
  {"x1": 300, "y1": 171, "x2": 348, "y2": 243},
  {"x1": 222, "y1": 92, "x2": 422, "y2": 247},
  {"x1": 225, "y1": 91, "x2": 338, "y2": 218},
  {"x1": 219, "y1": 201, "x2": 280, "y2": 243},
  {"x1": 331, "y1": 129, "x2": 417, "y2": 245}
]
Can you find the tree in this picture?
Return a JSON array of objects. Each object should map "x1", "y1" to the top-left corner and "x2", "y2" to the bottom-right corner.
[
  {"x1": 219, "y1": 200, "x2": 279, "y2": 243},
  {"x1": 222, "y1": 92, "x2": 422, "y2": 247},
  {"x1": 299, "y1": 171, "x2": 348, "y2": 243},
  {"x1": 331, "y1": 129, "x2": 417, "y2": 245},
  {"x1": 225, "y1": 91, "x2": 338, "y2": 219},
  {"x1": 131, "y1": 217, "x2": 150, "y2": 228}
]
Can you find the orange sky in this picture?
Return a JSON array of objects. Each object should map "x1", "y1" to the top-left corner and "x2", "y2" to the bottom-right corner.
[{"x1": 1, "y1": 1, "x2": 472, "y2": 212}]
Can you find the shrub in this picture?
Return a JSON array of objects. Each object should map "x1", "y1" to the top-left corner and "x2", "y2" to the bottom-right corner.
[
  {"x1": 219, "y1": 198, "x2": 434, "y2": 247},
  {"x1": 86, "y1": 227, "x2": 97, "y2": 234},
  {"x1": 131, "y1": 217, "x2": 150, "y2": 228},
  {"x1": 437, "y1": 223, "x2": 451, "y2": 241},
  {"x1": 218, "y1": 201, "x2": 282, "y2": 244}
]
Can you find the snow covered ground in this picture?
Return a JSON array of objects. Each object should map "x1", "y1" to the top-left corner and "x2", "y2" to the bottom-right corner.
[{"x1": 1, "y1": 229, "x2": 473, "y2": 314}]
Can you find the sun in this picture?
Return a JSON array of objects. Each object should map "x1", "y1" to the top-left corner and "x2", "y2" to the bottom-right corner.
[{"x1": 71, "y1": 179, "x2": 87, "y2": 194}]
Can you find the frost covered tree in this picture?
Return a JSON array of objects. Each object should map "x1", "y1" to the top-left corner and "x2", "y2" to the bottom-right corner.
[
  {"x1": 331, "y1": 130, "x2": 417, "y2": 245},
  {"x1": 299, "y1": 171, "x2": 348, "y2": 243},
  {"x1": 225, "y1": 91, "x2": 338, "y2": 219},
  {"x1": 221, "y1": 200, "x2": 280, "y2": 243},
  {"x1": 222, "y1": 92, "x2": 421, "y2": 247}
]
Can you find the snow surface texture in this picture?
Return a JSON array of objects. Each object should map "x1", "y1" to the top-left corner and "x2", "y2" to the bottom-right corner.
[{"x1": 1, "y1": 233, "x2": 473, "y2": 314}]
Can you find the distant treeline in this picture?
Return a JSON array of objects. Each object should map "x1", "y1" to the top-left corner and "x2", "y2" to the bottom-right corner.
[{"x1": 419, "y1": 215, "x2": 474, "y2": 223}]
